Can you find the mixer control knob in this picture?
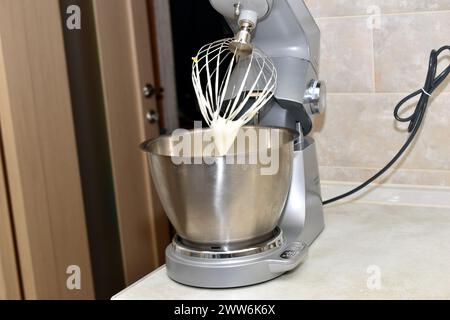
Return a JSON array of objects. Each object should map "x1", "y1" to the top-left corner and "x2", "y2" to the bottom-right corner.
[{"x1": 304, "y1": 80, "x2": 326, "y2": 115}]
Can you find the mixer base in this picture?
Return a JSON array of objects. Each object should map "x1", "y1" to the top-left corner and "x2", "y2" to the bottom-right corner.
[{"x1": 165, "y1": 235, "x2": 309, "y2": 288}]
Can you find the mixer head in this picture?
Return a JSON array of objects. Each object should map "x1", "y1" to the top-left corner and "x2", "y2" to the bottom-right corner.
[{"x1": 209, "y1": 0, "x2": 326, "y2": 136}]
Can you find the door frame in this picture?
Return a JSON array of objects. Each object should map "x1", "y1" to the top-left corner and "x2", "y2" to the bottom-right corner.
[
  {"x1": 147, "y1": 0, "x2": 179, "y2": 133},
  {"x1": 93, "y1": 0, "x2": 171, "y2": 285}
]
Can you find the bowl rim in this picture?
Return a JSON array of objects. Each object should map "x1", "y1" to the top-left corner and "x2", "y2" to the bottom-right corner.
[{"x1": 140, "y1": 125, "x2": 299, "y2": 159}]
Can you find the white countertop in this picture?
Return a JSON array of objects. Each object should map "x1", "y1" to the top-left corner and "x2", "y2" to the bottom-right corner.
[{"x1": 113, "y1": 185, "x2": 450, "y2": 300}]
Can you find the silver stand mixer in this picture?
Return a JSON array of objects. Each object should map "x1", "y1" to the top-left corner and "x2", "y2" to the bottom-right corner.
[{"x1": 142, "y1": 0, "x2": 327, "y2": 288}]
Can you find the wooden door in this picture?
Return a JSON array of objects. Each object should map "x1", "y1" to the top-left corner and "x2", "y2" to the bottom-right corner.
[
  {"x1": 0, "y1": 0, "x2": 171, "y2": 299},
  {"x1": 0, "y1": 0, "x2": 94, "y2": 299},
  {"x1": 93, "y1": 0, "x2": 171, "y2": 285}
]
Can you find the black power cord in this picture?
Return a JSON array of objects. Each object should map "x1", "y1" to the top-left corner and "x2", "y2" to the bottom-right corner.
[{"x1": 323, "y1": 45, "x2": 450, "y2": 205}]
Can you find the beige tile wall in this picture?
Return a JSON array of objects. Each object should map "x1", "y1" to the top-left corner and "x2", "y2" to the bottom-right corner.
[{"x1": 304, "y1": 0, "x2": 450, "y2": 187}]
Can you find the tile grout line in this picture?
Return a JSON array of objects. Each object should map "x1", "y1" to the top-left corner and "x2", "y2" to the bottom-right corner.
[
  {"x1": 325, "y1": 91, "x2": 450, "y2": 95},
  {"x1": 314, "y1": 9, "x2": 450, "y2": 21},
  {"x1": 321, "y1": 183, "x2": 450, "y2": 208},
  {"x1": 370, "y1": 20, "x2": 376, "y2": 93},
  {"x1": 329, "y1": 199, "x2": 450, "y2": 209},
  {"x1": 321, "y1": 180, "x2": 450, "y2": 189},
  {"x1": 319, "y1": 165, "x2": 450, "y2": 174}
]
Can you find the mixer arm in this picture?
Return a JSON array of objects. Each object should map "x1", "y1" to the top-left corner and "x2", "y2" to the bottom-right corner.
[{"x1": 209, "y1": 0, "x2": 326, "y2": 135}]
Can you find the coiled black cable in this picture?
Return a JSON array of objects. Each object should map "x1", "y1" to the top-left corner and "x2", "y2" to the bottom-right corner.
[{"x1": 323, "y1": 45, "x2": 450, "y2": 205}]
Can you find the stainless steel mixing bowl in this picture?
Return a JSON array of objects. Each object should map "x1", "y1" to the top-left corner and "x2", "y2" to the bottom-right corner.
[{"x1": 141, "y1": 126, "x2": 297, "y2": 248}]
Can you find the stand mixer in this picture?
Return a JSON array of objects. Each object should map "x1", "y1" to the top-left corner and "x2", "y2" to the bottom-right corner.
[{"x1": 142, "y1": 0, "x2": 327, "y2": 288}]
